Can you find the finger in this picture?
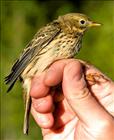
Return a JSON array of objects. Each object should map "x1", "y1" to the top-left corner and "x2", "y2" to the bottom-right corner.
[
  {"x1": 30, "y1": 72, "x2": 49, "y2": 98},
  {"x1": 44, "y1": 59, "x2": 75, "y2": 86},
  {"x1": 31, "y1": 106, "x2": 54, "y2": 129},
  {"x1": 81, "y1": 60, "x2": 114, "y2": 117},
  {"x1": 30, "y1": 59, "x2": 73, "y2": 98},
  {"x1": 32, "y1": 95, "x2": 53, "y2": 113},
  {"x1": 63, "y1": 60, "x2": 113, "y2": 128}
]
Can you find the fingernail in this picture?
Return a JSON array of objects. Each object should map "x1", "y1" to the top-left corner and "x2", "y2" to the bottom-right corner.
[
  {"x1": 45, "y1": 68, "x2": 54, "y2": 80},
  {"x1": 34, "y1": 99, "x2": 46, "y2": 108},
  {"x1": 38, "y1": 115, "x2": 50, "y2": 125},
  {"x1": 66, "y1": 61, "x2": 82, "y2": 81}
]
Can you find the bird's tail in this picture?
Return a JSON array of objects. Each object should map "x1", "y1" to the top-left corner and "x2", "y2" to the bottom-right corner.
[
  {"x1": 23, "y1": 93, "x2": 31, "y2": 135},
  {"x1": 23, "y1": 78, "x2": 31, "y2": 135}
]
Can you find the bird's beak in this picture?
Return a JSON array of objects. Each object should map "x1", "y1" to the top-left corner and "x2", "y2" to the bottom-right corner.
[{"x1": 88, "y1": 21, "x2": 101, "y2": 27}]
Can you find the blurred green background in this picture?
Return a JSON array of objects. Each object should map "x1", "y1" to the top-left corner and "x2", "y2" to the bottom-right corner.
[{"x1": 1, "y1": 0, "x2": 114, "y2": 140}]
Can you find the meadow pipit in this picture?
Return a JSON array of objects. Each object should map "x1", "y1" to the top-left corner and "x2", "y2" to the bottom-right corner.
[{"x1": 5, "y1": 13, "x2": 101, "y2": 134}]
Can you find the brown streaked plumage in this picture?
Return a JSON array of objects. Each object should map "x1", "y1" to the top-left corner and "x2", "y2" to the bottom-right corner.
[{"x1": 5, "y1": 13, "x2": 101, "y2": 134}]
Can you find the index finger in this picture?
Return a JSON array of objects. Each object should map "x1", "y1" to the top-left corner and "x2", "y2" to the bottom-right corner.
[{"x1": 44, "y1": 59, "x2": 75, "y2": 86}]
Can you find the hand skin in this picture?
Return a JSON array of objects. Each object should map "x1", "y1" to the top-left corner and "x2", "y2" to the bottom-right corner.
[{"x1": 30, "y1": 59, "x2": 114, "y2": 140}]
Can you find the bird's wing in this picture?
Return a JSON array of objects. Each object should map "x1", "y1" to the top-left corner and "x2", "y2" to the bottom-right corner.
[{"x1": 5, "y1": 21, "x2": 61, "y2": 92}]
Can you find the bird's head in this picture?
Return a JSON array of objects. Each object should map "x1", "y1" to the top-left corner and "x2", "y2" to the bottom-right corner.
[{"x1": 58, "y1": 13, "x2": 101, "y2": 35}]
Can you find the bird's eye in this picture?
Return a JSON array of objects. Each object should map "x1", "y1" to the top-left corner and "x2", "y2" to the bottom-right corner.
[{"x1": 79, "y1": 19, "x2": 86, "y2": 25}]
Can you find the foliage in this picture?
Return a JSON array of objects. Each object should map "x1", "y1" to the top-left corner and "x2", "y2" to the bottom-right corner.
[{"x1": 1, "y1": 0, "x2": 114, "y2": 140}]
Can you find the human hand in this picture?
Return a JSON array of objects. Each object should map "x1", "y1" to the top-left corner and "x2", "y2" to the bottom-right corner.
[{"x1": 30, "y1": 59, "x2": 114, "y2": 140}]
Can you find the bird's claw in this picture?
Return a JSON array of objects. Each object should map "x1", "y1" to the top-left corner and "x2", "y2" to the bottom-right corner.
[{"x1": 86, "y1": 73, "x2": 109, "y2": 86}]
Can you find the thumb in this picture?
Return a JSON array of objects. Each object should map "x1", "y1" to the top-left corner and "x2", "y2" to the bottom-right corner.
[{"x1": 62, "y1": 60, "x2": 112, "y2": 128}]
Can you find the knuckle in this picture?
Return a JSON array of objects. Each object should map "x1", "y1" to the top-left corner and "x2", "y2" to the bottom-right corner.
[{"x1": 94, "y1": 118, "x2": 114, "y2": 133}]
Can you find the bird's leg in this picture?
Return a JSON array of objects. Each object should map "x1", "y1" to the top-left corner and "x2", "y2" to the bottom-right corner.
[{"x1": 23, "y1": 79, "x2": 31, "y2": 135}]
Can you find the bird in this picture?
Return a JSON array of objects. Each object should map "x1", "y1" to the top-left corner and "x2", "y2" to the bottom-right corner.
[{"x1": 5, "y1": 13, "x2": 101, "y2": 135}]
